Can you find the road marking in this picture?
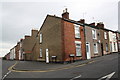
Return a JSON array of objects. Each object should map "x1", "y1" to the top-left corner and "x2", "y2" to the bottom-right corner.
[
  {"x1": 8, "y1": 60, "x2": 95, "y2": 72},
  {"x1": 98, "y1": 72, "x2": 115, "y2": 80},
  {"x1": 8, "y1": 61, "x2": 18, "y2": 71},
  {"x1": 1, "y1": 71, "x2": 11, "y2": 80},
  {"x1": 70, "y1": 75, "x2": 82, "y2": 80}
]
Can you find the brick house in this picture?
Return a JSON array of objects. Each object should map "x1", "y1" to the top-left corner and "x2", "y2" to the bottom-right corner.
[
  {"x1": 116, "y1": 31, "x2": 120, "y2": 52},
  {"x1": 15, "y1": 42, "x2": 20, "y2": 60},
  {"x1": 5, "y1": 52, "x2": 10, "y2": 60},
  {"x1": 32, "y1": 9, "x2": 86, "y2": 63},
  {"x1": 85, "y1": 23, "x2": 102, "y2": 59},
  {"x1": 108, "y1": 31, "x2": 118, "y2": 53},
  {"x1": 96, "y1": 23, "x2": 110, "y2": 55},
  {"x1": 10, "y1": 47, "x2": 15, "y2": 60},
  {"x1": 21, "y1": 29, "x2": 38, "y2": 61}
]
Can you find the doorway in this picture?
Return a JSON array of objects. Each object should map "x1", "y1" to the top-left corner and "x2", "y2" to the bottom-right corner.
[
  {"x1": 86, "y1": 43, "x2": 91, "y2": 59},
  {"x1": 46, "y1": 49, "x2": 49, "y2": 63},
  {"x1": 101, "y1": 43, "x2": 104, "y2": 56}
]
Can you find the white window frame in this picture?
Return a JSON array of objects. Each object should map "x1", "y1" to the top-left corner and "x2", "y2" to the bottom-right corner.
[
  {"x1": 40, "y1": 33, "x2": 42, "y2": 43},
  {"x1": 114, "y1": 42, "x2": 116, "y2": 51},
  {"x1": 110, "y1": 43, "x2": 112, "y2": 52},
  {"x1": 40, "y1": 48, "x2": 42, "y2": 57},
  {"x1": 94, "y1": 43, "x2": 98, "y2": 53},
  {"x1": 75, "y1": 41, "x2": 82, "y2": 56},
  {"x1": 106, "y1": 43, "x2": 108, "y2": 52},
  {"x1": 92, "y1": 29, "x2": 97, "y2": 39},
  {"x1": 74, "y1": 24, "x2": 80, "y2": 38},
  {"x1": 104, "y1": 32, "x2": 107, "y2": 39}
]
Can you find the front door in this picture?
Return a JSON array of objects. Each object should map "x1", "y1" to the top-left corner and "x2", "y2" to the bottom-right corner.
[
  {"x1": 86, "y1": 43, "x2": 91, "y2": 59},
  {"x1": 101, "y1": 43, "x2": 104, "y2": 56},
  {"x1": 46, "y1": 49, "x2": 49, "y2": 63}
]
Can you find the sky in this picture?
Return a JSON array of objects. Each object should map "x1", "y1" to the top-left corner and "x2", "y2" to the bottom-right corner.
[{"x1": 0, "y1": 0, "x2": 119, "y2": 57}]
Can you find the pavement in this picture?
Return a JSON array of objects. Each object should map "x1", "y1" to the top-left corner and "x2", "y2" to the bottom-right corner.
[
  {"x1": 9, "y1": 53, "x2": 118, "y2": 72},
  {"x1": 12, "y1": 57, "x2": 97, "y2": 72}
]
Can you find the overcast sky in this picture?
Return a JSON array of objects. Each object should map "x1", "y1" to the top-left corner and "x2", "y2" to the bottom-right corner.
[{"x1": 0, "y1": 0, "x2": 119, "y2": 57}]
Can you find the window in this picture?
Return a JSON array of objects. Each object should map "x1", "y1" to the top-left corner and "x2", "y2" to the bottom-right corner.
[
  {"x1": 114, "y1": 43, "x2": 116, "y2": 51},
  {"x1": 40, "y1": 48, "x2": 42, "y2": 57},
  {"x1": 40, "y1": 33, "x2": 42, "y2": 43},
  {"x1": 94, "y1": 43, "x2": 98, "y2": 53},
  {"x1": 75, "y1": 42, "x2": 82, "y2": 56},
  {"x1": 106, "y1": 43, "x2": 108, "y2": 52},
  {"x1": 118, "y1": 42, "x2": 120, "y2": 50},
  {"x1": 74, "y1": 24, "x2": 80, "y2": 38},
  {"x1": 110, "y1": 43, "x2": 112, "y2": 52},
  {"x1": 92, "y1": 29, "x2": 97, "y2": 39},
  {"x1": 104, "y1": 32, "x2": 107, "y2": 39}
]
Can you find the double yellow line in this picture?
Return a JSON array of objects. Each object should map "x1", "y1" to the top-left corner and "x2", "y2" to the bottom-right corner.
[{"x1": 8, "y1": 60, "x2": 95, "y2": 72}]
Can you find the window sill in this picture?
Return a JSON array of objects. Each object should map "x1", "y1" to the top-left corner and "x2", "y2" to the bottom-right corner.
[
  {"x1": 76, "y1": 56, "x2": 82, "y2": 57},
  {"x1": 75, "y1": 37, "x2": 81, "y2": 39}
]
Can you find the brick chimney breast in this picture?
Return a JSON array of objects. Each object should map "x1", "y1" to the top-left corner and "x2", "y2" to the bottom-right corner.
[{"x1": 62, "y1": 8, "x2": 69, "y2": 19}]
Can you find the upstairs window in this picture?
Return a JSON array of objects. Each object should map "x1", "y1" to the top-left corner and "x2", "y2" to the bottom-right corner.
[
  {"x1": 92, "y1": 29, "x2": 97, "y2": 39},
  {"x1": 104, "y1": 32, "x2": 107, "y2": 39},
  {"x1": 74, "y1": 24, "x2": 80, "y2": 38},
  {"x1": 40, "y1": 33, "x2": 42, "y2": 43}
]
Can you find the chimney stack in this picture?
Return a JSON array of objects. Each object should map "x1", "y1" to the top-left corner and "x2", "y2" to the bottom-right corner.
[
  {"x1": 78, "y1": 19, "x2": 85, "y2": 24},
  {"x1": 96, "y1": 22, "x2": 104, "y2": 28},
  {"x1": 62, "y1": 8, "x2": 69, "y2": 19},
  {"x1": 31, "y1": 29, "x2": 38, "y2": 37},
  {"x1": 89, "y1": 22, "x2": 95, "y2": 26}
]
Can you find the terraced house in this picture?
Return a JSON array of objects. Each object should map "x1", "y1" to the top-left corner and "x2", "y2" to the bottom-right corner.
[
  {"x1": 116, "y1": 32, "x2": 120, "y2": 52},
  {"x1": 5, "y1": 9, "x2": 120, "y2": 63},
  {"x1": 32, "y1": 9, "x2": 86, "y2": 63},
  {"x1": 19, "y1": 29, "x2": 38, "y2": 61},
  {"x1": 97, "y1": 23, "x2": 110, "y2": 55},
  {"x1": 85, "y1": 23, "x2": 102, "y2": 59},
  {"x1": 108, "y1": 31, "x2": 118, "y2": 53},
  {"x1": 31, "y1": 9, "x2": 120, "y2": 63}
]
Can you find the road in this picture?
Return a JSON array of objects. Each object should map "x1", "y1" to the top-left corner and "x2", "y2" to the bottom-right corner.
[{"x1": 2, "y1": 53, "x2": 119, "y2": 80}]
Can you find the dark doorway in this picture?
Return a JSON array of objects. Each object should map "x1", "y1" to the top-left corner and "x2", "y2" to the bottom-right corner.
[{"x1": 101, "y1": 43, "x2": 104, "y2": 56}]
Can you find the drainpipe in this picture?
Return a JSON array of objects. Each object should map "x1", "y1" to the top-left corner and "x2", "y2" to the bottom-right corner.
[{"x1": 83, "y1": 25, "x2": 87, "y2": 60}]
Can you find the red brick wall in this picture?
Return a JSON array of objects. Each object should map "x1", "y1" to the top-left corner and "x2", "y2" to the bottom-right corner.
[
  {"x1": 62, "y1": 20, "x2": 86, "y2": 61},
  {"x1": 6, "y1": 53, "x2": 10, "y2": 60}
]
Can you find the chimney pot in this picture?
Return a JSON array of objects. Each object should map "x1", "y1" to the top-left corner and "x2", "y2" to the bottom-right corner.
[{"x1": 62, "y1": 8, "x2": 69, "y2": 19}]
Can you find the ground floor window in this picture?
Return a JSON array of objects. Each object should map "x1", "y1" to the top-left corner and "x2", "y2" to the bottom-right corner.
[
  {"x1": 110, "y1": 43, "x2": 112, "y2": 52},
  {"x1": 119, "y1": 42, "x2": 120, "y2": 51},
  {"x1": 40, "y1": 48, "x2": 42, "y2": 57},
  {"x1": 94, "y1": 43, "x2": 98, "y2": 53},
  {"x1": 114, "y1": 43, "x2": 116, "y2": 51},
  {"x1": 106, "y1": 43, "x2": 108, "y2": 52},
  {"x1": 75, "y1": 43, "x2": 82, "y2": 56}
]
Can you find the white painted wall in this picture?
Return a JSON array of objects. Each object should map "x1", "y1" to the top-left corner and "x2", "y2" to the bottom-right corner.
[
  {"x1": 108, "y1": 31, "x2": 118, "y2": 52},
  {"x1": 10, "y1": 48, "x2": 15, "y2": 60}
]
